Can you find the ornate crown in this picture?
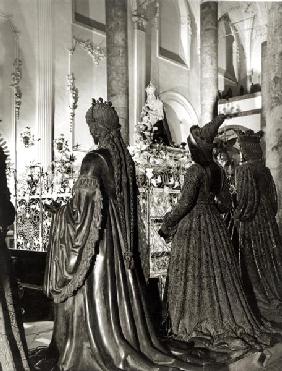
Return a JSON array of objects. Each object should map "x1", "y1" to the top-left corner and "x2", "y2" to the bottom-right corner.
[
  {"x1": 238, "y1": 129, "x2": 264, "y2": 144},
  {"x1": 0, "y1": 146, "x2": 7, "y2": 162},
  {"x1": 85, "y1": 98, "x2": 121, "y2": 132},
  {"x1": 238, "y1": 130, "x2": 263, "y2": 160}
]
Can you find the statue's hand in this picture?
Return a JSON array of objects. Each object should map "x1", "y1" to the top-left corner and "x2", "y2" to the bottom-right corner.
[
  {"x1": 158, "y1": 228, "x2": 166, "y2": 239},
  {"x1": 215, "y1": 113, "x2": 227, "y2": 122},
  {"x1": 44, "y1": 201, "x2": 61, "y2": 213},
  {"x1": 158, "y1": 228, "x2": 172, "y2": 243}
]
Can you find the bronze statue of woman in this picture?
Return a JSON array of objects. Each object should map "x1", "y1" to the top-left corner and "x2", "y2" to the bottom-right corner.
[
  {"x1": 42, "y1": 99, "x2": 206, "y2": 371},
  {"x1": 159, "y1": 116, "x2": 279, "y2": 359},
  {"x1": 0, "y1": 146, "x2": 31, "y2": 370},
  {"x1": 235, "y1": 130, "x2": 282, "y2": 324}
]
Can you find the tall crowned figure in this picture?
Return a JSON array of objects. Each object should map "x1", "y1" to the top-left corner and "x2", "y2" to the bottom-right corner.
[
  {"x1": 43, "y1": 98, "x2": 202, "y2": 371},
  {"x1": 235, "y1": 130, "x2": 282, "y2": 324},
  {"x1": 159, "y1": 116, "x2": 277, "y2": 356},
  {"x1": 0, "y1": 146, "x2": 31, "y2": 371}
]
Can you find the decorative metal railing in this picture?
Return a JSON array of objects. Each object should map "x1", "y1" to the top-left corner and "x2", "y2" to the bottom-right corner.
[{"x1": 16, "y1": 194, "x2": 71, "y2": 251}]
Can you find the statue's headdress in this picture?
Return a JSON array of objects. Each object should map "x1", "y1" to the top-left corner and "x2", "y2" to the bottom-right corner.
[
  {"x1": 83, "y1": 99, "x2": 138, "y2": 270},
  {"x1": 85, "y1": 98, "x2": 121, "y2": 135},
  {"x1": 238, "y1": 130, "x2": 263, "y2": 160},
  {"x1": 0, "y1": 146, "x2": 7, "y2": 163},
  {"x1": 187, "y1": 115, "x2": 226, "y2": 164},
  {"x1": 0, "y1": 145, "x2": 8, "y2": 191}
]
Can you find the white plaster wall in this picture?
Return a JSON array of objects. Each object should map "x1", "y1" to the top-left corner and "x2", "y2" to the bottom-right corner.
[
  {"x1": 53, "y1": 0, "x2": 73, "y2": 141},
  {"x1": 0, "y1": 20, "x2": 14, "y2": 147},
  {"x1": 0, "y1": 0, "x2": 37, "y2": 170},
  {"x1": 222, "y1": 114, "x2": 261, "y2": 132},
  {"x1": 0, "y1": 0, "x2": 75, "y2": 170},
  {"x1": 150, "y1": 0, "x2": 200, "y2": 143},
  {"x1": 71, "y1": 23, "x2": 106, "y2": 152},
  {"x1": 0, "y1": 0, "x2": 107, "y2": 169}
]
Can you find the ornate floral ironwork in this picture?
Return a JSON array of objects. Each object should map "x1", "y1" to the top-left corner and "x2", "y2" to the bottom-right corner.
[
  {"x1": 14, "y1": 161, "x2": 76, "y2": 251},
  {"x1": 138, "y1": 187, "x2": 180, "y2": 282},
  {"x1": 12, "y1": 134, "x2": 77, "y2": 251},
  {"x1": 132, "y1": 0, "x2": 158, "y2": 30},
  {"x1": 16, "y1": 194, "x2": 71, "y2": 251}
]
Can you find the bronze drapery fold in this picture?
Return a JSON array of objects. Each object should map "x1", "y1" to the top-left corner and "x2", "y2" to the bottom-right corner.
[
  {"x1": 0, "y1": 239, "x2": 31, "y2": 371},
  {"x1": 44, "y1": 177, "x2": 103, "y2": 303},
  {"x1": 44, "y1": 150, "x2": 203, "y2": 371},
  {"x1": 0, "y1": 143, "x2": 31, "y2": 371},
  {"x1": 160, "y1": 162, "x2": 279, "y2": 357},
  {"x1": 235, "y1": 160, "x2": 282, "y2": 323}
]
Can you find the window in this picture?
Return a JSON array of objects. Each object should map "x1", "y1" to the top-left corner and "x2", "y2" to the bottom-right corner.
[
  {"x1": 73, "y1": 0, "x2": 106, "y2": 33},
  {"x1": 159, "y1": 0, "x2": 191, "y2": 68}
]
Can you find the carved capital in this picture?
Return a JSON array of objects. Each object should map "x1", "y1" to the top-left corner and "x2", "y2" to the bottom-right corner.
[
  {"x1": 132, "y1": 13, "x2": 147, "y2": 31},
  {"x1": 153, "y1": 1, "x2": 160, "y2": 29},
  {"x1": 132, "y1": 0, "x2": 158, "y2": 29},
  {"x1": 254, "y1": 24, "x2": 267, "y2": 41}
]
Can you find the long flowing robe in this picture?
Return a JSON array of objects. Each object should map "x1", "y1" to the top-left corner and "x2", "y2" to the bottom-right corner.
[
  {"x1": 235, "y1": 160, "x2": 282, "y2": 323},
  {"x1": 0, "y1": 199, "x2": 31, "y2": 371},
  {"x1": 44, "y1": 150, "x2": 200, "y2": 371},
  {"x1": 160, "y1": 163, "x2": 277, "y2": 355}
]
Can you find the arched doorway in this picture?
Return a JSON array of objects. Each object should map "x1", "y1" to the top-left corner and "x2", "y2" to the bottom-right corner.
[{"x1": 159, "y1": 91, "x2": 198, "y2": 144}]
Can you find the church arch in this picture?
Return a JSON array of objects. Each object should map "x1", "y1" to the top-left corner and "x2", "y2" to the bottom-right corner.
[{"x1": 160, "y1": 91, "x2": 198, "y2": 144}]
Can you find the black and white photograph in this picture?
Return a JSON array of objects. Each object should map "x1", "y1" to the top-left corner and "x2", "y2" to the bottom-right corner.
[{"x1": 1, "y1": 0, "x2": 282, "y2": 370}]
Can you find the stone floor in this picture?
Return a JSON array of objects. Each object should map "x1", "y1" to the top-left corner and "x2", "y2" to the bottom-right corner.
[{"x1": 24, "y1": 321, "x2": 282, "y2": 371}]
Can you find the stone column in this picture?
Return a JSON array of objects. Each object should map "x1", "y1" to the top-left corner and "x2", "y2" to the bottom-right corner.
[
  {"x1": 132, "y1": 14, "x2": 147, "y2": 130},
  {"x1": 150, "y1": 2, "x2": 160, "y2": 87},
  {"x1": 53, "y1": 0, "x2": 73, "y2": 144},
  {"x1": 36, "y1": 0, "x2": 53, "y2": 169},
  {"x1": 266, "y1": 2, "x2": 282, "y2": 231},
  {"x1": 106, "y1": 0, "x2": 129, "y2": 143},
  {"x1": 261, "y1": 41, "x2": 267, "y2": 156},
  {"x1": 36, "y1": 0, "x2": 53, "y2": 170},
  {"x1": 200, "y1": 1, "x2": 218, "y2": 125}
]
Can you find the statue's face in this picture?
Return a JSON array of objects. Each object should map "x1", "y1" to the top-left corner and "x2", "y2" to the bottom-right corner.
[
  {"x1": 93, "y1": 134, "x2": 99, "y2": 145},
  {"x1": 89, "y1": 127, "x2": 100, "y2": 145}
]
